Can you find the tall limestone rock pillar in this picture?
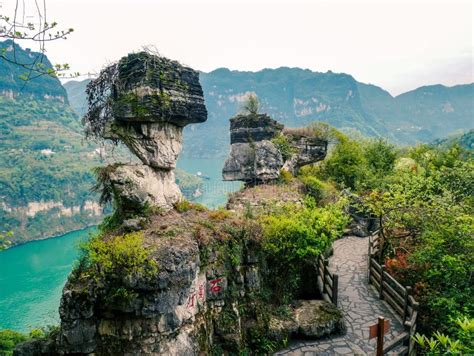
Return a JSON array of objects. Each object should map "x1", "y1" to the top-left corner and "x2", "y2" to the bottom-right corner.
[{"x1": 83, "y1": 51, "x2": 207, "y2": 214}]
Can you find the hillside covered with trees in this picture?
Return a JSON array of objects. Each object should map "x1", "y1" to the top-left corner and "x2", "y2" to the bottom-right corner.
[{"x1": 0, "y1": 41, "x2": 202, "y2": 245}]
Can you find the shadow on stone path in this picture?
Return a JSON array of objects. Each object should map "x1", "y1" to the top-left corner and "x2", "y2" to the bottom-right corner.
[{"x1": 275, "y1": 236, "x2": 405, "y2": 355}]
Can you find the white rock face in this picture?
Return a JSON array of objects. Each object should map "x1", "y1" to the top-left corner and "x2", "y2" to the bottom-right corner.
[
  {"x1": 0, "y1": 200, "x2": 102, "y2": 218},
  {"x1": 109, "y1": 164, "x2": 182, "y2": 210},
  {"x1": 223, "y1": 141, "x2": 283, "y2": 183},
  {"x1": 109, "y1": 122, "x2": 183, "y2": 170}
]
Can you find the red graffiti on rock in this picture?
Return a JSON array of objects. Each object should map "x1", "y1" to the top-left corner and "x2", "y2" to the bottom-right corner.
[{"x1": 209, "y1": 278, "x2": 223, "y2": 293}]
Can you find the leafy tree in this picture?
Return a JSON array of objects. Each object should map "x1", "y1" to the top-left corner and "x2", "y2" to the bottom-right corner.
[
  {"x1": 322, "y1": 137, "x2": 366, "y2": 189},
  {"x1": 308, "y1": 121, "x2": 346, "y2": 144},
  {"x1": 241, "y1": 93, "x2": 260, "y2": 115},
  {"x1": 0, "y1": 329, "x2": 27, "y2": 355},
  {"x1": 364, "y1": 138, "x2": 396, "y2": 176},
  {"x1": 0, "y1": 231, "x2": 13, "y2": 250}
]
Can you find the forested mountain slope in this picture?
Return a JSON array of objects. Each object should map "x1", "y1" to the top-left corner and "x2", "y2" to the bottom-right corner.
[{"x1": 66, "y1": 68, "x2": 473, "y2": 158}]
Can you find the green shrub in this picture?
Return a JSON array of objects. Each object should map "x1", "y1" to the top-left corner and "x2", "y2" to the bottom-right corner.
[
  {"x1": 279, "y1": 169, "x2": 293, "y2": 184},
  {"x1": 363, "y1": 138, "x2": 397, "y2": 176},
  {"x1": 300, "y1": 176, "x2": 325, "y2": 201},
  {"x1": 0, "y1": 329, "x2": 27, "y2": 355},
  {"x1": 0, "y1": 231, "x2": 13, "y2": 250},
  {"x1": 261, "y1": 202, "x2": 349, "y2": 264},
  {"x1": 413, "y1": 317, "x2": 474, "y2": 354},
  {"x1": 241, "y1": 93, "x2": 260, "y2": 115},
  {"x1": 208, "y1": 208, "x2": 232, "y2": 220},
  {"x1": 260, "y1": 200, "x2": 348, "y2": 302},
  {"x1": 0, "y1": 326, "x2": 57, "y2": 356},
  {"x1": 322, "y1": 137, "x2": 366, "y2": 190},
  {"x1": 271, "y1": 134, "x2": 296, "y2": 161},
  {"x1": 174, "y1": 199, "x2": 206, "y2": 213},
  {"x1": 79, "y1": 232, "x2": 157, "y2": 279}
]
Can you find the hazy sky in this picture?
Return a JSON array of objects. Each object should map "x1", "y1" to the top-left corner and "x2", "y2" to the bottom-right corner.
[{"x1": 4, "y1": 0, "x2": 473, "y2": 95}]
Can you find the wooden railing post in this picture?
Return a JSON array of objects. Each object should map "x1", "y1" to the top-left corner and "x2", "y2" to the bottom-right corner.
[
  {"x1": 376, "y1": 316, "x2": 385, "y2": 356},
  {"x1": 368, "y1": 236, "x2": 372, "y2": 281},
  {"x1": 408, "y1": 301, "x2": 419, "y2": 356},
  {"x1": 332, "y1": 274, "x2": 338, "y2": 306},
  {"x1": 403, "y1": 286, "x2": 412, "y2": 322},
  {"x1": 316, "y1": 255, "x2": 322, "y2": 296},
  {"x1": 323, "y1": 259, "x2": 329, "y2": 293},
  {"x1": 379, "y1": 265, "x2": 385, "y2": 299}
]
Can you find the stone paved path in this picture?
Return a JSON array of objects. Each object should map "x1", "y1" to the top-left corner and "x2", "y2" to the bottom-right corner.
[{"x1": 275, "y1": 236, "x2": 405, "y2": 355}]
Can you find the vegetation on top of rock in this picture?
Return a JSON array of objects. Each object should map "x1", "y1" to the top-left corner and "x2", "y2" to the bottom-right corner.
[
  {"x1": 240, "y1": 93, "x2": 260, "y2": 115},
  {"x1": 174, "y1": 199, "x2": 206, "y2": 213},
  {"x1": 75, "y1": 231, "x2": 157, "y2": 282},
  {"x1": 271, "y1": 134, "x2": 297, "y2": 161}
]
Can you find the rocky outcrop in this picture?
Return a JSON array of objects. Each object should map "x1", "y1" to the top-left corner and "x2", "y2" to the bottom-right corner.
[
  {"x1": 222, "y1": 113, "x2": 285, "y2": 182},
  {"x1": 83, "y1": 51, "x2": 207, "y2": 214},
  {"x1": 222, "y1": 113, "x2": 327, "y2": 183},
  {"x1": 222, "y1": 141, "x2": 284, "y2": 182},
  {"x1": 107, "y1": 164, "x2": 181, "y2": 212},
  {"x1": 57, "y1": 232, "x2": 203, "y2": 355},
  {"x1": 14, "y1": 52, "x2": 344, "y2": 355},
  {"x1": 269, "y1": 300, "x2": 345, "y2": 341},
  {"x1": 105, "y1": 122, "x2": 184, "y2": 170},
  {"x1": 31, "y1": 208, "x2": 342, "y2": 355},
  {"x1": 282, "y1": 129, "x2": 328, "y2": 175},
  {"x1": 110, "y1": 52, "x2": 207, "y2": 126}
]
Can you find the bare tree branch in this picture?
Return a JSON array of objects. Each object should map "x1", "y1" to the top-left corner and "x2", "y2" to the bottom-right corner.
[{"x1": 0, "y1": 0, "x2": 77, "y2": 80}]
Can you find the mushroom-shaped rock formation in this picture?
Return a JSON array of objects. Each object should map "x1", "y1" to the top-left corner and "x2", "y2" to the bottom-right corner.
[
  {"x1": 83, "y1": 51, "x2": 207, "y2": 212},
  {"x1": 222, "y1": 114, "x2": 327, "y2": 183}
]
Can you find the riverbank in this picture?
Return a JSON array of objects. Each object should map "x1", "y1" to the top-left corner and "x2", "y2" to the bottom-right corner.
[
  {"x1": 0, "y1": 228, "x2": 95, "y2": 332},
  {"x1": 1, "y1": 223, "x2": 99, "y2": 251}
]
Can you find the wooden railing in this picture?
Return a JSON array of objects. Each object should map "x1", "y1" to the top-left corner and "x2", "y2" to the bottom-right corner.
[
  {"x1": 368, "y1": 232, "x2": 419, "y2": 355},
  {"x1": 316, "y1": 254, "x2": 339, "y2": 306}
]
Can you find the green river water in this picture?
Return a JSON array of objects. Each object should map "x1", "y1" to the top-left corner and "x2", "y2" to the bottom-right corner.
[{"x1": 0, "y1": 158, "x2": 239, "y2": 332}]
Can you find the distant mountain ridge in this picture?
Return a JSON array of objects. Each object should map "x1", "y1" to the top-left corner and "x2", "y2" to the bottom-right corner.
[
  {"x1": 65, "y1": 67, "x2": 473, "y2": 158},
  {"x1": 0, "y1": 40, "x2": 68, "y2": 101}
]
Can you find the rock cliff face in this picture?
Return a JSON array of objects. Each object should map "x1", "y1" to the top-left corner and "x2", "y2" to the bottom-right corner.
[
  {"x1": 22, "y1": 200, "x2": 342, "y2": 355},
  {"x1": 84, "y1": 51, "x2": 207, "y2": 213},
  {"x1": 282, "y1": 129, "x2": 328, "y2": 175},
  {"x1": 222, "y1": 113, "x2": 327, "y2": 183},
  {"x1": 107, "y1": 164, "x2": 182, "y2": 213},
  {"x1": 15, "y1": 185, "x2": 344, "y2": 356}
]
